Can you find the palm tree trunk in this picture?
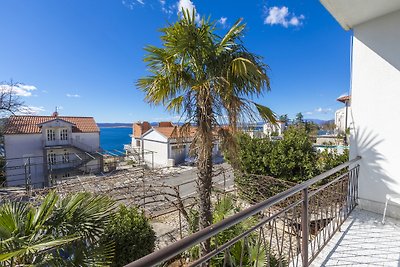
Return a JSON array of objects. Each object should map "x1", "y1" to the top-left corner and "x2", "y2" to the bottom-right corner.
[{"x1": 196, "y1": 89, "x2": 214, "y2": 260}]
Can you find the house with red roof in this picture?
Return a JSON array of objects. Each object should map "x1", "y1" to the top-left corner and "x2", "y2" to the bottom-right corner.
[
  {"x1": 128, "y1": 121, "x2": 221, "y2": 167},
  {"x1": 3, "y1": 112, "x2": 102, "y2": 187}
]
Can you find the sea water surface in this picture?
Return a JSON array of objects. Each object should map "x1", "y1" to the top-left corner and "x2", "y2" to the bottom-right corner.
[{"x1": 100, "y1": 127, "x2": 132, "y2": 152}]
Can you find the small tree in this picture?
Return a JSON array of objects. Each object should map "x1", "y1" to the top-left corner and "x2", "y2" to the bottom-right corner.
[
  {"x1": 295, "y1": 112, "x2": 304, "y2": 125},
  {"x1": 100, "y1": 205, "x2": 156, "y2": 267},
  {"x1": 137, "y1": 11, "x2": 274, "y2": 256},
  {"x1": 0, "y1": 80, "x2": 25, "y2": 117},
  {"x1": 279, "y1": 114, "x2": 288, "y2": 125}
]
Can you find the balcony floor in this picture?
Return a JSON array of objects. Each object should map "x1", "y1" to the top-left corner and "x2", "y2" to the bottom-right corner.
[{"x1": 311, "y1": 208, "x2": 400, "y2": 267}]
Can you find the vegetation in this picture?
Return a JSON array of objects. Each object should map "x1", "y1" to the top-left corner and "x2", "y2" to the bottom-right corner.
[
  {"x1": 0, "y1": 191, "x2": 156, "y2": 267},
  {"x1": 234, "y1": 126, "x2": 349, "y2": 202},
  {"x1": 0, "y1": 157, "x2": 5, "y2": 187},
  {"x1": 0, "y1": 80, "x2": 25, "y2": 117},
  {"x1": 0, "y1": 191, "x2": 115, "y2": 266},
  {"x1": 187, "y1": 196, "x2": 283, "y2": 266},
  {"x1": 137, "y1": 10, "x2": 274, "y2": 255},
  {"x1": 278, "y1": 114, "x2": 289, "y2": 125},
  {"x1": 100, "y1": 205, "x2": 155, "y2": 267},
  {"x1": 295, "y1": 112, "x2": 304, "y2": 125}
]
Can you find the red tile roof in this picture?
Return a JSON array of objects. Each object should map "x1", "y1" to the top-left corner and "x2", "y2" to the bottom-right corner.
[
  {"x1": 4, "y1": 115, "x2": 100, "y2": 135},
  {"x1": 153, "y1": 126, "x2": 197, "y2": 139},
  {"x1": 337, "y1": 95, "x2": 351, "y2": 103}
]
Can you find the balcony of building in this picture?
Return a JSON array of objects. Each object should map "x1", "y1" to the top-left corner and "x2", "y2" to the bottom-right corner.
[{"x1": 123, "y1": 156, "x2": 400, "y2": 267}]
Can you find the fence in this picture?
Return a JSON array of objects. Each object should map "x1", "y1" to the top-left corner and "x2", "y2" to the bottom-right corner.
[
  {"x1": 125, "y1": 156, "x2": 361, "y2": 267},
  {"x1": 1, "y1": 146, "x2": 155, "y2": 190}
]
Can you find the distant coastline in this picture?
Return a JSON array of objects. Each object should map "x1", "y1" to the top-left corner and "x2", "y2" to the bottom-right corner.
[{"x1": 98, "y1": 123, "x2": 132, "y2": 128}]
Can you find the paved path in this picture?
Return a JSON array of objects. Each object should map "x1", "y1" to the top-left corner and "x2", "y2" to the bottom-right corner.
[
  {"x1": 311, "y1": 208, "x2": 400, "y2": 267},
  {"x1": 143, "y1": 163, "x2": 234, "y2": 214}
]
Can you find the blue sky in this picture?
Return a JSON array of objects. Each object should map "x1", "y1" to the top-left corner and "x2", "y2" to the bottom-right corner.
[{"x1": 0, "y1": 0, "x2": 351, "y2": 123}]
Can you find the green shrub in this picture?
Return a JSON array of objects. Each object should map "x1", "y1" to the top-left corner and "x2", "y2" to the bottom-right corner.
[
  {"x1": 101, "y1": 205, "x2": 156, "y2": 267},
  {"x1": 234, "y1": 126, "x2": 349, "y2": 202}
]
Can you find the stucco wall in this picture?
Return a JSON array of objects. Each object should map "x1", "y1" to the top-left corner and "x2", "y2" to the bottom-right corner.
[
  {"x1": 350, "y1": 10, "x2": 400, "y2": 218},
  {"x1": 71, "y1": 132, "x2": 100, "y2": 152},
  {"x1": 4, "y1": 131, "x2": 100, "y2": 187},
  {"x1": 142, "y1": 139, "x2": 169, "y2": 167},
  {"x1": 4, "y1": 134, "x2": 45, "y2": 187}
]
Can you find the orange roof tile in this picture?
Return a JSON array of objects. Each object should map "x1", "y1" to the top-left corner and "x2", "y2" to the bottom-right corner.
[
  {"x1": 153, "y1": 126, "x2": 197, "y2": 139},
  {"x1": 337, "y1": 95, "x2": 351, "y2": 103},
  {"x1": 4, "y1": 115, "x2": 99, "y2": 135}
]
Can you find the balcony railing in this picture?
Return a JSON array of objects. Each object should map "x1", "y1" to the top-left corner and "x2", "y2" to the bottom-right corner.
[{"x1": 125, "y1": 156, "x2": 361, "y2": 267}]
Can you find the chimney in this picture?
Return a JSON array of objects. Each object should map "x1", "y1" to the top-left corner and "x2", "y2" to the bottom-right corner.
[
  {"x1": 52, "y1": 107, "x2": 59, "y2": 117},
  {"x1": 133, "y1": 121, "x2": 151, "y2": 137}
]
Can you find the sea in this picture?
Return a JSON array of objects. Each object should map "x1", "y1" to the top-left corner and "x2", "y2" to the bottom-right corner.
[{"x1": 99, "y1": 127, "x2": 132, "y2": 153}]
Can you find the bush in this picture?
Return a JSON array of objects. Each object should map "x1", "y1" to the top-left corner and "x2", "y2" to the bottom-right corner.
[
  {"x1": 236, "y1": 126, "x2": 316, "y2": 181},
  {"x1": 101, "y1": 205, "x2": 156, "y2": 267},
  {"x1": 234, "y1": 126, "x2": 349, "y2": 202}
]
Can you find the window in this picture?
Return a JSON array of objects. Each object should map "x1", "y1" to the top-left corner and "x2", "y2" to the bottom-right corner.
[
  {"x1": 136, "y1": 140, "x2": 141, "y2": 147},
  {"x1": 62, "y1": 152, "x2": 69, "y2": 163},
  {"x1": 47, "y1": 129, "x2": 55, "y2": 141},
  {"x1": 47, "y1": 153, "x2": 56, "y2": 165},
  {"x1": 60, "y1": 128, "x2": 68, "y2": 140}
]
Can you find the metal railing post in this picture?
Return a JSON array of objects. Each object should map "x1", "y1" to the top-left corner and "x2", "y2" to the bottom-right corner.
[{"x1": 301, "y1": 187, "x2": 309, "y2": 267}]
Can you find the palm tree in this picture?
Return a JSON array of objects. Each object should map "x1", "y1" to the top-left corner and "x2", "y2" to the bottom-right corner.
[
  {"x1": 137, "y1": 10, "x2": 274, "y2": 256},
  {"x1": 0, "y1": 191, "x2": 115, "y2": 266}
]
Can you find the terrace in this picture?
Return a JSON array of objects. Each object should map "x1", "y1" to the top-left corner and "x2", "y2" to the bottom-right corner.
[{"x1": 124, "y1": 157, "x2": 400, "y2": 266}]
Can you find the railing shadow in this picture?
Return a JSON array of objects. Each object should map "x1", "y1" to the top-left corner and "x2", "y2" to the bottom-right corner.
[{"x1": 314, "y1": 209, "x2": 400, "y2": 266}]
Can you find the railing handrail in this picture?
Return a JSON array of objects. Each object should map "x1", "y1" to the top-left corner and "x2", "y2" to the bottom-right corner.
[{"x1": 125, "y1": 156, "x2": 361, "y2": 267}]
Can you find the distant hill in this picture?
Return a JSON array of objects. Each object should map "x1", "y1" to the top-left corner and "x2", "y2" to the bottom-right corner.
[
  {"x1": 305, "y1": 119, "x2": 334, "y2": 125},
  {"x1": 97, "y1": 123, "x2": 132, "y2": 128}
]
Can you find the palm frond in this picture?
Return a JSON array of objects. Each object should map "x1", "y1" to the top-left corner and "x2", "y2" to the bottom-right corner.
[{"x1": 254, "y1": 102, "x2": 277, "y2": 124}]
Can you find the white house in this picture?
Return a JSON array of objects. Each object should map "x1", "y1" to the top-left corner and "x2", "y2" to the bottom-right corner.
[
  {"x1": 335, "y1": 95, "x2": 353, "y2": 133},
  {"x1": 321, "y1": 0, "x2": 400, "y2": 218},
  {"x1": 4, "y1": 113, "x2": 102, "y2": 187},
  {"x1": 127, "y1": 121, "x2": 221, "y2": 168},
  {"x1": 263, "y1": 121, "x2": 286, "y2": 137}
]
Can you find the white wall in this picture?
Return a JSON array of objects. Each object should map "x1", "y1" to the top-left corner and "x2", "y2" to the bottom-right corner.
[
  {"x1": 142, "y1": 140, "x2": 169, "y2": 167},
  {"x1": 4, "y1": 134, "x2": 45, "y2": 187},
  {"x1": 142, "y1": 130, "x2": 169, "y2": 167},
  {"x1": 350, "y1": 10, "x2": 400, "y2": 218},
  {"x1": 71, "y1": 132, "x2": 100, "y2": 152},
  {"x1": 4, "y1": 130, "x2": 100, "y2": 187},
  {"x1": 335, "y1": 106, "x2": 353, "y2": 133}
]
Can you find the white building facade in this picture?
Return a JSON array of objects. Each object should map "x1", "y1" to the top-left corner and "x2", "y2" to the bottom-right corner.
[
  {"x1": 4, "y1": 114, "x2": 102, "y2": 187},
  {"x1": 263, "y1": 121, "x2": 286, "y2": 137},
  {"x1": 321, "y1": 0, "x2": 400, "y2": 218},
  {"x1": 127, "y1": 122, "x2": 221, "y2": 168}
]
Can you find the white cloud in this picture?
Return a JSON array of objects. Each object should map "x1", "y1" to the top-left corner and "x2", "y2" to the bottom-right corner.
[
  {"x1": 0, "y1": 83, "x2": 37, "y2": 97},
  {"x1": 160, "y1": 0, "x2": 175, "y2": 14},
  {"x1": 17, "y1": 106, "x2": 45, "y2": 115},
  {"x1": 122, "y1": 0, "x2": 144, "y2": 9},
  {"x1": 177, "y1": 0, "x2": 200, "y2": 22},
  {"x1": 264, "y1": 6, "x2": 305, "y2": 28},
  {"x1": 315, "y1": 107, "x2": 333, "y2": 114},
  {"x1": 305, "y1": 107, "x2": 333, "y2": 115},
  {"x1": 66, "y1": 93, "x2": 81, "y2": 98},
  {"x1": 218, "y1": 17, "x2": 227, "y2": 27}
]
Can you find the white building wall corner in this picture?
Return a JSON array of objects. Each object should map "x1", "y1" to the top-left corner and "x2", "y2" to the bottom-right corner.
[{"x1": 349, "y1": 10, "x2": 400, "y2": 218}]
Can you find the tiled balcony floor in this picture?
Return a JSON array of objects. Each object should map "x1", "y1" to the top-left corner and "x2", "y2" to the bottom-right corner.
[{"x1": 311, "y1": 208, "x2": 400, "y2": 267}]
